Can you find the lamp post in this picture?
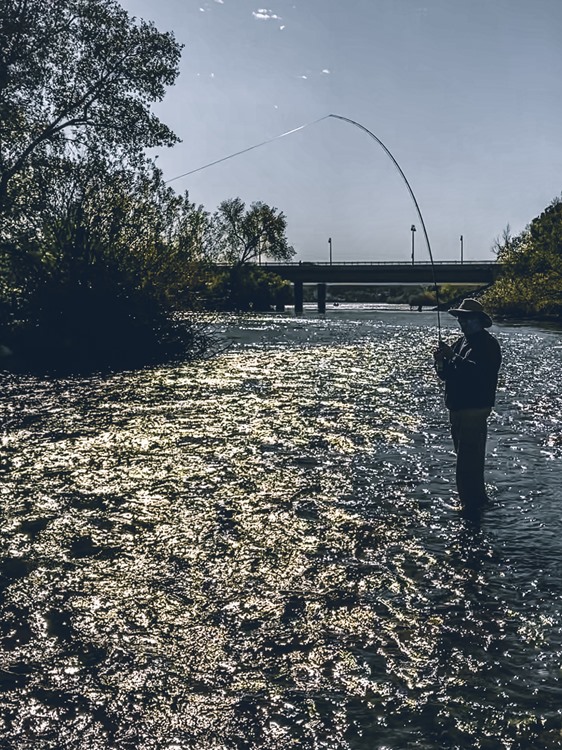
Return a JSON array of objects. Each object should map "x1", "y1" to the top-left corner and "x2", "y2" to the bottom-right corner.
[
  {"x1": 411, "y1": 224, "x2": 416, "y2": 265},
  {"x1": 460, "y1": 234, "x2": 464, "y2": 264},
  {"x1": 328, "y1": 236, "x2": 332, "y2": 265}
]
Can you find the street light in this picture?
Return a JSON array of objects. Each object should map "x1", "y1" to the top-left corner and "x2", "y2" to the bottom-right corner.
[
  {"x1": 411, "y1": 224, "x2": 416, "y2": 265},
  {"x1": 460, "y1": 234, "x2": 464, "y2": 264},
  {"x1": 328, "y1": 236, "x2": 333, "y2": 265}
]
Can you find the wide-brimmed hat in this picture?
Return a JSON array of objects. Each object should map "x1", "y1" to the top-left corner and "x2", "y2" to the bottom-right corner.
[{"x1": 448, "y1": 298, "x2": 493, "y2": 328}]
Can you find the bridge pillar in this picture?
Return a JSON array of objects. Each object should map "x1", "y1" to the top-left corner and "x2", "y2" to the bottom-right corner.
[
  {"x1": 294, "y1": 281, "x2": 304, "y2": 314},
  {"x1": 317, "y1": 283, "x2": 326, "y2": 314}
]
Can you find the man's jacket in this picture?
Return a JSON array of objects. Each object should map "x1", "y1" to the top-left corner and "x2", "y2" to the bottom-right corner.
[{"x1": 437, "y1": 329, "x2": 501, "y2": 411}]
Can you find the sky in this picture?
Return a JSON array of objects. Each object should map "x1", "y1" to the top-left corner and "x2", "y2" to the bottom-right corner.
[{"x1": 120, "y1": 0, "x2": 562, "y2": 262}]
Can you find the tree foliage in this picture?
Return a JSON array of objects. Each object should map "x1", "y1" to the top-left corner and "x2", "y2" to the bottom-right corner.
[
  {"x1": 201, "y1": 198, "x2": 295, "y2": 310},
  {"x1": 207, "y1": 266, "x2": 292, "y2": 312},
  {"x1": 0, "y1": 0, "x2": 213, "y2": 371},
  {"x1": 0, "y1": 0, "x2": 300, "y2": 368},
  {"x1": 0, "y1": 0, "x2": 182, "y2": 212},
  {"x1": 0, "y1": 157, "x2": 211, "y2": 370},
  {"x1": 212, "y1": 198, "x2": 295, "y2": 265},
  {"x1": 483, "y1": 197, "x2": 562, "y2": 319}
]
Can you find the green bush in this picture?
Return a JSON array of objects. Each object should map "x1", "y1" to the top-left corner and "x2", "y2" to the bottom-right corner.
[
  {"x1": 206, "y1": 267, "x2": 292, "y2": 311},
  {"x1": 1, "y1": 259, "x2": 206, "y2": 373}
]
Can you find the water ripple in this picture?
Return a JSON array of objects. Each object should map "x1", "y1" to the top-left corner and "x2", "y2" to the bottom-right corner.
[{"x1": 1, "y1": 312, "x2": 562, "y2": 749}]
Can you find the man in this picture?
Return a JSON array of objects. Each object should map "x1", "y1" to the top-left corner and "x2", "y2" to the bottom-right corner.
[{"x1": 433, "y1": 298, "x2": 501, "y2": 506}]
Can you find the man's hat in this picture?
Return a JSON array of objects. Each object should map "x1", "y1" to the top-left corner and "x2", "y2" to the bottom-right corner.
[{"x1": 448, "y1": 298, "x2": 493, "y2": 328}]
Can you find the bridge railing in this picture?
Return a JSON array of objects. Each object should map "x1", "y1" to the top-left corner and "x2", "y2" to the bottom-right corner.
[{"x1": 259, "y1": 260, "x2": 497, "y2": 266}]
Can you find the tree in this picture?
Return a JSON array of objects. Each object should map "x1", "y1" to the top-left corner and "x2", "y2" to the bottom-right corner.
[
  {"x1": 0, "y1": 0, "x2": 211, "y2": 370},
  {"x1": 528, "y1": 197, "x2": 562, "y2": 278},
  {"x1": 492, "y1": 223, "x2": 513, "y2": 258},
  {"x1": 482, "y1": 196, "x2": 562, "y2": 319},
  {"x1": 0, "y1": 156, "x2": 212, "y2": 371},
  {"x1": 212, "y1": 198, "x2": 295, "y2": 266},
  {"x1": 206, "y1": 197, "x2": 295, "y2": 310},
  {"x1": 0, "y1": 0, "x2": 182, "y2": 213}
]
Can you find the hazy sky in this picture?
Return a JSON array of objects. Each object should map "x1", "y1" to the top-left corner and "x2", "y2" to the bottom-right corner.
[{"x1": 120, "y1": 0, "x2": 562, "y2": 262}]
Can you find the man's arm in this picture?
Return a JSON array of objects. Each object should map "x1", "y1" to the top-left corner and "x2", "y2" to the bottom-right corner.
[{"x1": 443, "y1": 336, "x2": 501, "y2": 377}]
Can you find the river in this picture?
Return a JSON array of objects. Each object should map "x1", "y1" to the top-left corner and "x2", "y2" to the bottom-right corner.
[{"x1": 1, "y1": 305, "x2": 561, "y2": 749}]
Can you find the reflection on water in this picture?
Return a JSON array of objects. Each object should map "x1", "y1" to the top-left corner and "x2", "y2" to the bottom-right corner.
[{"x1": 1, "y1": 308, "x2": 562, "y2": 749}]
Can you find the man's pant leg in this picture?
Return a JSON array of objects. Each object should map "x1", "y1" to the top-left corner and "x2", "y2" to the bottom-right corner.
[{"x1": 449, "y1": 408, "x2": 491, "y2": 503}]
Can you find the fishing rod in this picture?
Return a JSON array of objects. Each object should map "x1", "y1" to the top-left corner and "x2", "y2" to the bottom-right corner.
[
  {"x1": 165, "y1": 113, "x2": 442, "y2": 337},
  {"x1": 326, "y1": 114, "x2": 441, "y2": 337}
]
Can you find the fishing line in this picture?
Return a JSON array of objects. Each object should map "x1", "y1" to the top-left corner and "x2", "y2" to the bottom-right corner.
[
  {"x1": 164, "y1": 115, "x2": 330, "y2": 184},
  {"x1": 165, "y1": 112, "x2": 441, "y2": 336}
]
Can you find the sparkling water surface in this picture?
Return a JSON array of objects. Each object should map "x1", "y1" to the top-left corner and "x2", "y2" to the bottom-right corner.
[{"x1": 1, "y1": 306, "x2": 562, "y2": 749}]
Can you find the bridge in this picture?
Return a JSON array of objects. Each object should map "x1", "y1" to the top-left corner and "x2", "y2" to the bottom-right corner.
[{"x1": 258, "y1": 260, "x2": 503, "y2": 313}]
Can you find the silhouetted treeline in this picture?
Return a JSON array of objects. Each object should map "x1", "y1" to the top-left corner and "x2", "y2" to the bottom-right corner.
[
  {"x1": 0, "y1": 0, "x2": 294, "y2": 372},
  {"x1": 481, "y1": 196, "x2": 562, "y2": 320}
]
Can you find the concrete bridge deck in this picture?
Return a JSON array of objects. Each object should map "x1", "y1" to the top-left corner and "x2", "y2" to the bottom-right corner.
[
  {"x1": 259, "y1": 261, "x2": 503, "y2": 285},
  {"x1": 217, "y1": 260, "x2": 504, "y2": 313}
]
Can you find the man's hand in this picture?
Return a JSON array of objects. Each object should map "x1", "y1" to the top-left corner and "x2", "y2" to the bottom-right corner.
[{"x1": 433, "y1": 340, "x2": 454, "y2": 361}]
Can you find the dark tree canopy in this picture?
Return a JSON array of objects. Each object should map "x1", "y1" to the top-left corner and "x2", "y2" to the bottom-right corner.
[
  {"x1": 483, "y1": 195, "x2": 562, "y2": 319},
  {"x1": 0, "y1": 1, "x2": 302, "y2": 367},
  {"x1": 213, "y1": 197, "x2": 295, "y2": 266},
  {"x1": 0, "y1": 0, "x2": 182, "y2": 209},
  {"x1": 528, "y1": 197, "x2": 562, "y2": 268}
]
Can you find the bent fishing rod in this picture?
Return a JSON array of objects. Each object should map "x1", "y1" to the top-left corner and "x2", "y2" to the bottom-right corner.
[{"x1": 165, "y1": 113, "x2": 442, "y2": 338}]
